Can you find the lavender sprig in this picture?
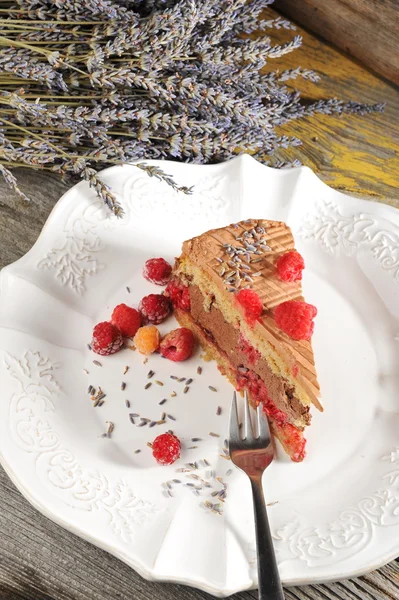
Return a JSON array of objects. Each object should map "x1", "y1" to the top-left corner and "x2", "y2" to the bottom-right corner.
[{"x1": 0, "y1": 0, "x2": 384, "y2": 216}]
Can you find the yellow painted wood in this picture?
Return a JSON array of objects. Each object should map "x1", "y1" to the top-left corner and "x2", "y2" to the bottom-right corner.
[{"x1": 263, "y1": 8, "x2": 399, "y2": 207}]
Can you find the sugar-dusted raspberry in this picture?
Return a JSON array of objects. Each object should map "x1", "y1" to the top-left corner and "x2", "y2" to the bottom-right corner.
[
  {"x1": 111, "y1": 303, "x2": 141, "y2": 337},
  {"x1": 139, "y1": 294, "x2": 171, "y2": 324},
  {"x1": 160, "y1": 327, "x2": 195, "y2": 361},
  {"x1": 133, "y1": 325, "x2": 160, "y2": 354},
  {"x1": 274, "y1": 300, "x2": 317, "y2": 341},
  {"x1": 92, "y1": 321, "x2": 123, "y2": 356},
  {"x1": 276, "y1": 251, "x2": 305, "y2": 282},
  {"x1": 152, "y1": 432, "x2": 181, "y2": 465},
  {"x1": 236, "y1": 289, "x2": 263, "y2": 324},
  {"x1": 165, "y1": 278, "x2": 191, "y2": 311},
  {"x1": 143, "y1": 257, "x2": 172, "y2": 286}
]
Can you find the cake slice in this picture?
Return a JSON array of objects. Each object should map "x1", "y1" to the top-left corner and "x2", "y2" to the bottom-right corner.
[{"x1": 165, "y1": 219, "x2": 322, "y2": 462}]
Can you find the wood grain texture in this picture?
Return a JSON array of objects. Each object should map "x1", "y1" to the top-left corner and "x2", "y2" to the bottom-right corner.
[
  {"x1": 277, "y1": 0, "x2": 399, "y2": 85},
  {"x1": 0, "y1": 8, "x2": 399, "y2": 600},
  {"x1": 260, "y1": 6, "x2": 399, "y2": 204}
]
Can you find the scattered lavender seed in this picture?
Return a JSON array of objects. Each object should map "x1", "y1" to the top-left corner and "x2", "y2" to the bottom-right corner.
[
  {"x1": 125, "y1": 399, "x2": 131, "y2": 408},
  {"x1": 197, "y1": 366, "x2": 202, "y2": 375},
  {"x1": 167, "y1": 414, "x2": 176, "y2": 421},
  {"x1": 134, "y1": 449, "x2": 141, "y2": 454},
  {"x1": 170, "y1": 375, "x2": 179, "y2": 380},
  {"x1": 144, "y1": 382, "x2": 152, "y2": 390},
  {"x1": 170, "y1": 391, "x2": 177, "y2": 397},
  {"x1": 159, "y1": 398, "x2": 167, "y2": 405},
  {"x1": 188, "y1": 446, "x2": 198, "y2": 449},
  {"x1": 126, "y1": 286, "x2": 131, "y2": 293},
  {"x1": 154, "y1": 380, "x2": 164, "y2": 386},
  {"x1": 121, "y1": 381, "x2": 126, "y2": 391},
  {"x1": 203, "y1": 459, "x2": 210, "y2": 467},
  {"x1": 147, "y1": 442, "x2": 153, "y2": 449},
  {"x1": 191, "y1": 437, "x2": 202, "y2": 442},
  {"x1": 83, "y1": 369, "x2": 89, "y2": 375},
  {"x1": 87, "y1": 344, "x2": 92, "y2": 351},
  {"x1": 123, "y1": 365, "x2": 129, "y2": 375},
  {"x1": 209, "y1": 432, "x2": 220, "y2": 438},
  {"x1": 129, "y1": 414, "x2": 136, "y2": 424},
  {"x1": 149, "y1": 421, "x2": 157, "y2": 428},
  {"x1": 106, "y1": 421, "x2": 114, "y2": 437},
  {"x1": 226, "y1": 469, "x2": 233, "y2": 476},
  {"x1": 208, "y1": 386, "x2": 217, "y2": 392},
  {"x1": 161, "y1": 412, "x2": 166, "y2": 421},
  {"x1": 178, "y1": 377, "x2": 186, "y2": 383},
  {"x1": 216, "y1": 406, "x2": 222, "y2": 416},
  {"x1": 183, "y1": 386, "x2": 189, "y2": 394},
  {"x1": 147, "y1": 370, "x2": 155, "y2": 379},
  {"x1": 186, "y1": 378, "x2": 193, "y2": 385},
  {"x1": 93, "y1": 360, "x2": 102, "y2": 367}
]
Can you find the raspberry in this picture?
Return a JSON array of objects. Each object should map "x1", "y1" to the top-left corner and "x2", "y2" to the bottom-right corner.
[
  {"x1": 273, "y1": 422, "x2": 306, "y2": 462},
  {"x1": 274, "y1": 300, "x2": 317, "y2": 341},
  {"x1": 111, "y1": 303, "x2": 141, "y2": 337},
  {"x1": 92, "y1": 321, "x2": 123, "y2": 355},
  {"x1": 143, "y1": 257, "x2": 172, "y2": 286},
  {"x1": 133, "y1": 325, "x2": 160, "y2": 354},
  {"x1": 165, "y1": 278, "x2": 191, "y2": 311},
  {"x1": 139, "y1": 294, "x2": 171, "y2": 324},
  {"x1": 152, "y1": 432, "x2": 181, "y2": 465},
  {"x1": 238, "y1": 334, "x2": 261, "y2": 365},
  {"x1": 160, "y1": 327, "x2": 195, "y2": 361},
  {"x1": 276, "y1": 251, "x2": 305, "y2": 282},
  {"x1": 236, "y1": 289, "x2": 263, "y2": 324}
]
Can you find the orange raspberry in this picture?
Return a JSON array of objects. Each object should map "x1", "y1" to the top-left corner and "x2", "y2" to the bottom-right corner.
[{"x1": 133, "y1": 325, "x2": 160, "y2": 354}]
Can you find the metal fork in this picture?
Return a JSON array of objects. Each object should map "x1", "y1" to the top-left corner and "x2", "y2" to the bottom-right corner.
[{"x1": 229, "y1": 391, "x2": 284, "y2": 600}]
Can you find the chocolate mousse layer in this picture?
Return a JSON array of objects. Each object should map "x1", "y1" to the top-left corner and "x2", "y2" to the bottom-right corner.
[{"x1": 189, "y1": 285, "x2": 310, "y2": 427}]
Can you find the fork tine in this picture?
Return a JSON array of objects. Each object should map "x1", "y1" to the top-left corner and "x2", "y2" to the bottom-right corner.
[
  {"x1": 257, "y1": 403, "x2": 271, "y2": 443},
  {"x1": 243, "y1": 390, "x2": 254, "y2": 440},
  {"x1": 229, "y1": 391, "x2": 240, "y2": 445}
]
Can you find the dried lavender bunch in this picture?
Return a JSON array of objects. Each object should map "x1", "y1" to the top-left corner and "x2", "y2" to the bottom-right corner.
[{"x1": 0, "y1": 0, "x2": 383, "y2": 216}]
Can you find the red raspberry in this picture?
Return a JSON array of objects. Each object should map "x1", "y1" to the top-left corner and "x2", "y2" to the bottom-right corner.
[
  {"x1": 152, "y1": 432, "x2": 181, "y2": 465},
  {"x1": 274, "y1": 422, "x2": 306, "y2": 462},
  {"x1": 160, "y1": 328, "x2": 195, "y2": 361},
  {"x1": 91, "y1": 322, "x2": 123, "y2": 355},
  {"x1": 143, "y1": 257, "x2": 172, "y2": 286},
  {"x1": 139, "y1": 294, "x2": 171, "y2": 324},
  {"x1": 238, "y1": 334, "x2": 261, "y2": 365},
  {"x1": 276, "y1": 251, "x2": 305, "y2": 282},
  {"x1": 165, "y1": 278, "x2": 191, "y2": 311},
  {"x1": 274, "y1": 300, "x2": 317, "y2": 341},
  {"x1": 236, "y1": 289, "x2": 263, "y2": 324},
  {"x1": 111, "y1": 303, "x2": 141, "y2": 337}
]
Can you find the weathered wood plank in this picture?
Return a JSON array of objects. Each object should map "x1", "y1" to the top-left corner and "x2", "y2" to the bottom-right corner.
[
  {"x1": 277, "y1": 0, "x2": 399, "y2": 85},
  {"x1": 259, "y1": 6, "x2": 399, "y2": 203}
]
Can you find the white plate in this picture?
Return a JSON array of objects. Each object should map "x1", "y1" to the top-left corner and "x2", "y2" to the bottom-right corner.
[{"x1": 0, "y1": 156, "x2": 398, "y2": 597}]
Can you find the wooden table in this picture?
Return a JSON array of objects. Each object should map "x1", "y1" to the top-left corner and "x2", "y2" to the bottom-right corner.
[{"x1": 0, "y1": 9, "x2": 398, "y2": 600}]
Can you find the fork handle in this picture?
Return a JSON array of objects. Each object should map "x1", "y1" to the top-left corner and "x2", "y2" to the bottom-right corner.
[{"x1": 250, "y1": 478, "x2": 285, "y2": 600}]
